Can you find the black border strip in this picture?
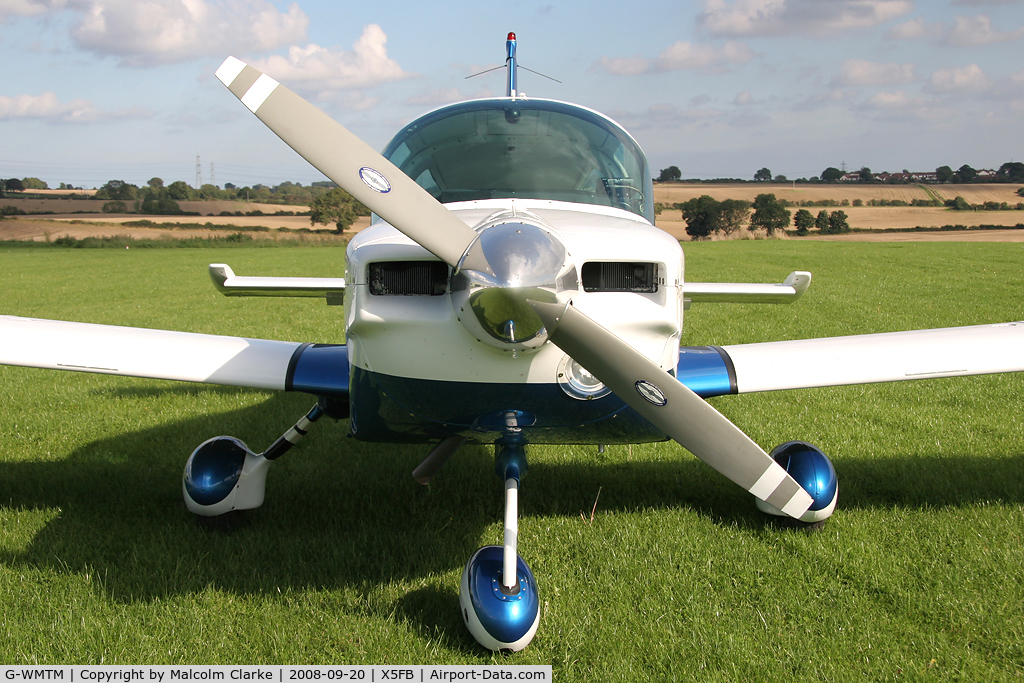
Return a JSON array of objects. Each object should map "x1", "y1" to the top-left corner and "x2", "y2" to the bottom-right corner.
[{"x1": 710, "y1": 345, "x2": 738, "y2": 395}]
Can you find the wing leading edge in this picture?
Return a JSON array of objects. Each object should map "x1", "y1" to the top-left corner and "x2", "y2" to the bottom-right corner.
[
  {"x1": 0, "y1": 315, "x2": 349, "y2": 399},
  {"x1": 677, "y1": 322, "x2": 1024, "y2": 396}
]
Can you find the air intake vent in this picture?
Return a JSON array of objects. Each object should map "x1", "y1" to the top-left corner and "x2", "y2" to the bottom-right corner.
[
  {"x1": 581, "y1": 262, "x2": 659, "y2": 293},
  {"x1": 369, "y1": 261, "x2": 448, "y2": 296}
]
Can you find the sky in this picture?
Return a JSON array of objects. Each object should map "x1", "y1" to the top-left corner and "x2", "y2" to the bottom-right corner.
[{"x1": 1, "y1": 0, "x2": 1022, "y2": 189}]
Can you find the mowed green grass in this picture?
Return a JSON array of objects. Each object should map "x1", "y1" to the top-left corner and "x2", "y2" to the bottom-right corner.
[{"x1": 1, "y1": 242, "x2": 1023, "y2": 678}]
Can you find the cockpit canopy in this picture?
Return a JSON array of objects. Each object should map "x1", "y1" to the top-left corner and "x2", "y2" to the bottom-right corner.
[{"x1": 382, "y1": 99, "x2": 653, "y2": 223}]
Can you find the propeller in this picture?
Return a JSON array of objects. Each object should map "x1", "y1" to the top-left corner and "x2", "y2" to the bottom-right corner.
[
  {"x1": 529, "y1": 301, "x2": 813, "y2": 519},
  {"x1": 215, "y1": 56, "x2": 485, "y2": 271},
  {"x1": 216, "y1": 56, "x2": 813, "y2": 520}
]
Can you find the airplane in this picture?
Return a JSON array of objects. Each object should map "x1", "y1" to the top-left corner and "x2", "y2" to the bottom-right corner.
[{"x1": 2, "y1": 33, "x2": 1023, "y2": 651}]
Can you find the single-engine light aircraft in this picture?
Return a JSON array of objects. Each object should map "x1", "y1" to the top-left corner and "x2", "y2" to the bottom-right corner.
[{"x1": 2, "y1": 33, "x2": 1023, "y2": 651}]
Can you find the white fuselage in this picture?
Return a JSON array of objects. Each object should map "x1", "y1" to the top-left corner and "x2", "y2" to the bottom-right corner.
[{"x1": 345, "y1": 198, "x2": 684, "y2": 387}]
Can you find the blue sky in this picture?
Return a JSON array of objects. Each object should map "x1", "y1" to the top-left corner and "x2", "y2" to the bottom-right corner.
[{"x1": 2, "y1": 0, "x2": 1022, "y2": 189}]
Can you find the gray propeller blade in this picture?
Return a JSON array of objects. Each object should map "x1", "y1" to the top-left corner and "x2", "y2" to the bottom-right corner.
[
  {"x1": 530, "y1": 301, "x2": 813, "y2": 519},
  {"x1": 215, "y1": 56, "x2": 479, "y2": 269}
]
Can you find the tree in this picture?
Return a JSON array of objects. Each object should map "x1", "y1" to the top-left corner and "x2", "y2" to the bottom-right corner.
[
  {"x1": 827, "y1": 210, "x2": 849, "y2": 234},
  {"x1": 5, "y1": 178, "x2": 25, "y2": 193},
  {"x1": 750, "y1": 193, "x2": 790, "y2": 235},
  {"x1": 96, "y1": 179, "x2": 136, "y2": 201},
  {"x1": 718, "y1": 199, "x2": 751, "y2": 235},
  {"x1": 657, "y1": 166, "x2": 681, "y2": 182},
  {"x1": 310, "y1": 188, "x2": 359, "y2": 233},
  {"x1": 22, "y1": 177, "x2": 48, "y2": 190},
  {"x1": 858, "y1": 167, "x2": 873, "y2": 182},
  {"x1": 936, "y1": 165, "x2": 955, "y2": 183},
  {"x1": 945, "y1": 196, "x2": 971, "y2": 211},
  {"x1": 754, "y1": 167, "x2": 772, "y2": 182},
  {"x1": 138, "y1": 186, "x2": 182, "y2": 215},
  {"x1": 815, "y1": 210, "x2": 830, "y2": 231},
  {"x1": 147, "y1": 177, "x2": 164, "y2": 189},
  {"x1": 793, "y1": 208, "x2": 814, "y2": 235},
  {"x1": 996, "y1": 162, "x2": 1024, "y2": 183},
  {"x1": 166, "y1": 180, "x2": 193, "y2": 200},
  {"x1": 956, "y1": 164, "x2": 977, "y2": 183},
  {"x1": 680, "y1": 195, "x2": 722, "y2": 240},
  {"x1": 821, "y1": 167, "x2": 843, "y2": 182},
  {"x1": 774, "y1": 174, "x2": 788, "y2": 182}
]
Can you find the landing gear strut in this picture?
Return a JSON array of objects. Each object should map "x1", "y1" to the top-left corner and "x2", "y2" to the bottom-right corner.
[{"x1": 459, "y1": 436, "x2": 540, "y2": 651}]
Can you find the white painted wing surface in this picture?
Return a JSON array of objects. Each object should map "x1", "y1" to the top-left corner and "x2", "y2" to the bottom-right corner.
[
  {"x1": 722, "y1": 322, "x2": 1024, "y2": 394},
  {"x1": 0, "y1": 315, "x2": 302, "y2": 390}
]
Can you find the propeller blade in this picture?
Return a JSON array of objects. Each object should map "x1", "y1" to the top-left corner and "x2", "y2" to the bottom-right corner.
[
  {"x1": 215, "y1": 56, "x2": 479, "y2": 268},
  {"x1": 530, "y1": 301, "x2": 813, "y2": 519},
  {"x1": 413, "y1": 436, "x2": 467, "y2": 485}
]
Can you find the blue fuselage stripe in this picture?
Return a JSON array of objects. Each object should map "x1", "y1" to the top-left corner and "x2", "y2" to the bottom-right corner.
[
  {"x1": 285, "y1": 343, "x2": 737, "y2": 443},
  {"x1": 676, "y1": 346, "x2": 737, "y2": 398},
  {"x1": 287, "y1": 344, "x2": 350, "y2": 399}
]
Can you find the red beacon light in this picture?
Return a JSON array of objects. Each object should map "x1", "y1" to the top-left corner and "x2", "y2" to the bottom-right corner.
[{"x1": 507, "y1": 32, "x2": 516, "y2": 41}]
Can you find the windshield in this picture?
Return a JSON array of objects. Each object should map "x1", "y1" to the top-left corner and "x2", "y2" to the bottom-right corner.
[{"x1": 382, "y1": 99, "x2": 652, "y2": 221}]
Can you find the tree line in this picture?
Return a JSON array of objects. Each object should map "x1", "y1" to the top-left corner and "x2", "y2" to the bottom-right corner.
[
  {"x1": 671, "y1": 193, "x2": 850, "y2": 240},
  {"x1": 1, "y1": 177, "x2": 368, "y2": 233},
  {"x1": 657, "y1": 161, "x2": 1024, "y2": 184}
]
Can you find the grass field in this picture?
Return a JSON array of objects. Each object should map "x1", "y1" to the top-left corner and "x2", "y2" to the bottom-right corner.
[{"x1": 1, "y1": 243, "x2": 1023, "y2": 678}]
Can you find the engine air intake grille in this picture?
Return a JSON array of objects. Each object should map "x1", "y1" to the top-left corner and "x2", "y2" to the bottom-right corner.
[
  {"x1": 369, "y1": 261, "x2": 448, "y2": 296},
  {"x1": 581, "y1": 262, "x2": 659, "y2": 293}
]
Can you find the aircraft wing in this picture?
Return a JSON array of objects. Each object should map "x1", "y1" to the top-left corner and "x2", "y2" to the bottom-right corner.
[
  {"x1": 678, "y1": 322, "x2": 1024, "y2": 396},
  {"x1": 0, "y1": 315, "x2": 303, "y2": 391}
]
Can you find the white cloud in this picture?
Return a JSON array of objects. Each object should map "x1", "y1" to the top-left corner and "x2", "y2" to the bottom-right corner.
[
  {"x1": 863, "y1": 90, "x2": 925, "y2": 108},
  {"x1": 946, "y1": 14, "x2": 1024, "y2": 46},
  {"x1": 831, "y1": 59, "x2": 916, "y2": 86},
  {"x1": 698, "y1": 0, "x2": 913, "y2": 37},
  {"x1": 0, "y1": 0, "x2": 52, "y2": 18},
  {"x1": 69, "y1": 0, "x2": 308, "y2": 67},
  {"x1": 0, "y1": 90, "x2": 150, "y2": 121},
  {"x1": 885, "y1": 16, "x2": 945, "y2": 40},
  {"x1": 594, "y1": 40, "x2": 754, "y2": 75},
  {"x1": 926, "y1": 64, "x2": 992, "y2": 92},
  {"x1": 251, "y1": 24, "x2": 413, "y2": 96}
]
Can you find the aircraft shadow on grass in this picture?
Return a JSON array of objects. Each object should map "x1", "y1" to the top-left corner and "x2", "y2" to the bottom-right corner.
[{"x1": 1, "y1": 387, "x2": 1022, "y2": 639}]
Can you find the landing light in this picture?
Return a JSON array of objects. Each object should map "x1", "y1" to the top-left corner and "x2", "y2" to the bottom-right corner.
[{"x1": 558, "y1": 355, "x2": 611, "y2": 400}]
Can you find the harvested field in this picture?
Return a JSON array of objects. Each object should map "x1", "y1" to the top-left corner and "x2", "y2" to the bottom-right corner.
[
  {"x1": 4, "y1": 182, "x2": 1024, "y2": 243},
  {"x1": 0, "y1": 216, "x2": 372, "y2": 242},
  {"x1": 654, "y1": 182, "x2": 1024, "y2": 234},
  {"x1": 653, "y1": 182, "x2": 1024, "y2": 206},
  {"x1": 0, "y1": 196, "x2": 304, "y2": 217}
]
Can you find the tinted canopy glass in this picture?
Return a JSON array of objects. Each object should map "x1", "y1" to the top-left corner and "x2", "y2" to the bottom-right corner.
[{"x1": 383, "y1": 99, "x2": 651, "y2": 220}]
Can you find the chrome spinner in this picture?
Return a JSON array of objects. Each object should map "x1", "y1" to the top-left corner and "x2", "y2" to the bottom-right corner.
[{"x1": 451, "y1": 219, "x2": 577, "y2": 353}]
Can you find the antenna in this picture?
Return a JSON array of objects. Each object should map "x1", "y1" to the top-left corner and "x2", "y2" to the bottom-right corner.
[
  {"x1": 195, "y1": 155, "x2": 202, "y2": 189},
  {"x1": 506, "y1": 32, "x2": 517, "y2": 97},
  {"x1": 464, "y1": 32, "x2": 561, "y2": 98}
]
